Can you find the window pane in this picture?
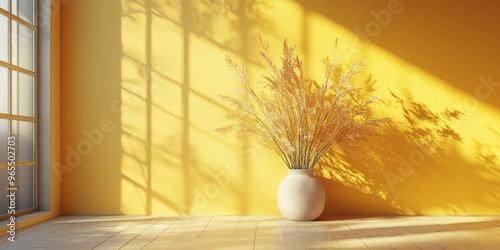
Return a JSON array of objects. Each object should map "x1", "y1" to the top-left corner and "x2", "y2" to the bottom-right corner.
[
  {"x1": 0, "y1": 167, "x2": 8, "y2": 215},
  {"x1": 0, "y1": 0, "x2": 8, "y2": 11},
  {"x1": 0, "y1": 67, "x2": 8, "y2": 114},
  {"x1": 0, "y1": 119, "x2": 7, "y2": 163},
  {"x1": 11, "y1": 20, "x2": 17, "y2": 65},
  {"x1": 11, "y1": 70, "x2": 17, "y2": 114},
  {"x1": 11, "y1": 0, "x2": 17, "y2": 15},
  {"x1": 12, "y1": 71, "x2": 35, "y2": 117},
  {"x1": 0, "y1": 15, "x2": 8, "y2": 62},
  {"x1": 14, "y1": 22, "x2": 35, "y2": 71},
  {"x1": 17, "y1": 0, "x2": 35, "y2": 25},
  {"x1": 18, "y1": 165, "x2": 35, "y2": 210},
  {"x1": 12, "y1": 120, "x2": 35, "y2": 162}
]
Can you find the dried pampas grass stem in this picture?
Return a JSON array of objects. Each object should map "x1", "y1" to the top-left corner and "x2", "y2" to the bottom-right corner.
[{"x1": 216, "y1": 37, "x2": 388, "y2": 169}]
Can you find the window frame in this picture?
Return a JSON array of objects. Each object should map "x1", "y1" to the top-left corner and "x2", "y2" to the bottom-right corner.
[{"x1": 0, "y1": 0, "x2": 38, "y2": 221}]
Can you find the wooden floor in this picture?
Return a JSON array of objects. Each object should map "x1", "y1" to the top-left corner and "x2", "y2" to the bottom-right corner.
[{"x1": 1, "y1": 215, "x2": 499, "y2": 249}]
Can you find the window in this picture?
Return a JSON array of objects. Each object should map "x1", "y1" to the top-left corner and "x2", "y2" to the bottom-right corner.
[{"x1": 0, "y1": 0, "x2": 37, "y2": 220}]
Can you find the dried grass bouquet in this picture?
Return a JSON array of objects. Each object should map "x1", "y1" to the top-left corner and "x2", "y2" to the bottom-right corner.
[{"x1": 216, "y1": 37, "x2": 388, "y2": 169}]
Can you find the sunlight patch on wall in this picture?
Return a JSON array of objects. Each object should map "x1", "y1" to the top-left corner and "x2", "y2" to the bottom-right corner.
[{"x1": 300, "y1": 3, "x2": 500, "y2": 214}]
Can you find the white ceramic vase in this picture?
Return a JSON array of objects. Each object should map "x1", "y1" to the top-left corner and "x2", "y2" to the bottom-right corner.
[{"x1": 277, "y1": 169, "x2": 325, "y2": 221}]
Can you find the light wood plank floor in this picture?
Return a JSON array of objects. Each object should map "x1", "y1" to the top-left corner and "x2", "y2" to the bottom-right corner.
[{"x1": 1, "y1": 215, "x2": 499, "y2": 249}]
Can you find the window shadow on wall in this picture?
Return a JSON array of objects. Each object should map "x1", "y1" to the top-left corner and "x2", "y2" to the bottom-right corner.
[{"x1": 119, "y1": 0, "x2": 269, "y2": 214}]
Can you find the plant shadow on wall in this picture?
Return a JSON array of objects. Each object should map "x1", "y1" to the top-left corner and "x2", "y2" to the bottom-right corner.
[
  {"x1": 216, "y1": 34, "x2": 500, "y2": 215},
  {"x1": 288, "y1": 0, "x2": 500, "y2": 215},
  {"x1": 317, "y1": 87, "x2": 500, "y2": 214},
  {"x1": 119, "y1": 0, "x2": 268, "y2": 214}
]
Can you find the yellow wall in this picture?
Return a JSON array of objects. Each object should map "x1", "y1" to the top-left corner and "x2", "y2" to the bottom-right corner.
[{"x1": 60, "y1": 0, "x2": 500, "y2": 215}]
